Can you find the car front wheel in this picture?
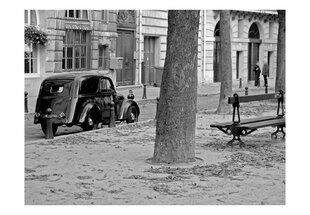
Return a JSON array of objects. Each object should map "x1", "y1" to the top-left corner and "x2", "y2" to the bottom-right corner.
[{"x1": 126, "y1": 106, "x2": 138, "y2": 123}]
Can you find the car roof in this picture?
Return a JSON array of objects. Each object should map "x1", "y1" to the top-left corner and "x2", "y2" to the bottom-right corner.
[{"x1": 43, "y1": 72, "x2": 111, "y2": 81}]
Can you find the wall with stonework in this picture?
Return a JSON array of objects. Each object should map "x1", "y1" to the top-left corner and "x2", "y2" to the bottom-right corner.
[{"x1": 24, "y1": 10, "x2": 119, "y2": 113}]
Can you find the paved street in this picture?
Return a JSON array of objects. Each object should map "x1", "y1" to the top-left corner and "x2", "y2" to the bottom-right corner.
[{"x1": 25, "y1": 94, "x2": 220, "y2": 142}]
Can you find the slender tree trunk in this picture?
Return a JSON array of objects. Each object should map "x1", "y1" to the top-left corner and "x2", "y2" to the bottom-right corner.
[
  {"x1": 275, "y1": 10, "x2": 286, "y2": 92},
  {"x1": 152, "y1": 10, "x2": 200, "y2": 164},
  {"x1": 215, "y1": 10, "x2": 233, "y2": 114}
]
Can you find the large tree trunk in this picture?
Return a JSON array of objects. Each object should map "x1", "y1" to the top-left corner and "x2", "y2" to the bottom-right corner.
[
  {"x1": 275, "y1": 10, "x2": 286, "y2": 92},
  {"x1": 215, "y1": 10, "x2": 233, "y2": 114},
  {"x1": 152, "y1": 10, "x2": 200, "y2": 164}
]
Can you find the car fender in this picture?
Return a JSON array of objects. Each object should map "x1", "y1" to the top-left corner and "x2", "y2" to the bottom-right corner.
[
  {"x1": 119, "y1": 99, "x2": 140, "y2": 120},
  {"x1": 78, "y1": 102, "x2": 101, "y2": 124}
]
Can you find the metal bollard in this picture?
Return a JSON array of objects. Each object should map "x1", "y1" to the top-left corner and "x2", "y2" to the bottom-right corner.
[
  {"x1": 245, "y1": 86, "x2": 248, "y2": 95},
  {"x1": 109, "y1": 102, "x2": 116, "y2": 127},
  {"x1": 45, "y1": 108, "x2": 54, "y2": 139},
  {"x1": 127, "y1": 89, "x2": 134, "y2": 100},
  {"x1": 239, "y1": 78, "x2": 242, "y2": 88},
  {"x1": 25, "y1": 91, "x2": 29, "y2": 113},
  {"x1": 265, "y1": 84, "x2": 268, "y2": 94},
  {"x1": 142, "y1": 84, "x2": 147, "y2": 99}
]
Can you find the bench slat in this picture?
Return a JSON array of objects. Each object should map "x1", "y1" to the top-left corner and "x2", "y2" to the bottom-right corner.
[
  {"x1": 236, "y1": 118, "x2": 285, "y2": 129},
  {"x1": 210, "y1": 116, "x2": 279, "y2": 128},
  {"x1": 228, "y1": 93, "x2": 279, "y2": 104}
]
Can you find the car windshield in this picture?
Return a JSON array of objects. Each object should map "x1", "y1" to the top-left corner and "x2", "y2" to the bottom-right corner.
[{"x1": 41, "y1": 79, "x2": 73, "y2": 97}]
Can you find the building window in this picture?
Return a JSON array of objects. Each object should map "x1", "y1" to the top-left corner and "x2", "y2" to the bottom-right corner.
[
  {"x1": 99, "y1": 45, "x2": 109, "y2": 69},
  {"x1": 65, "y1": 10, "x2": 88, "y2": 19},
  {"x1": 24, "y1": 10, "x2": 39, "y2": 74},
  {"x1": 269, "y1": 22, "x2": 274, "y2": 39},
  {"x1": 236, "y1": 51, "x2": 242, "y2": 79},
  {"x1": 62, "y1": 30, "x2": 90, "y2": 71},
  {"x1": 24, "y1": 10, "x2": 37, "y2": 25},
  {"x1": 25, "y1": 44, "x2": 38, "y2": 74},
  {"x1": 102, "y1": 10, "x2": 109, "y2": 22},
  {"x1": 238, "y1": 19, "x2": 243, "y2": 38}
]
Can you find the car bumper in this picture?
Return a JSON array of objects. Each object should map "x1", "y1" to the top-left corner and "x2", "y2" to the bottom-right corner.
[{"x1": 34, "y1": 113, "x2": 68, "y2": 125}]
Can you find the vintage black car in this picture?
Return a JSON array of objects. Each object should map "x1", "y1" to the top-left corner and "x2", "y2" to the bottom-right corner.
[{"x1": 34, "y1": 72, "x2": 140, "y2": 135}]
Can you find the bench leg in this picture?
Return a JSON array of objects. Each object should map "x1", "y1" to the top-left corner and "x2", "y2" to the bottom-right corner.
[
  {"x1": 271, "y1": 125, "x2": 285, "y2": 139},
  {"x1": 227, "y1": 134, "x2": 246, "y2": 148}
]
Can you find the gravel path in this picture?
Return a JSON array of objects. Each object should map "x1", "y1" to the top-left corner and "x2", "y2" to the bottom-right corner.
[{"x1": 25, "y1": 101, "x2": 285, "y2": 205}]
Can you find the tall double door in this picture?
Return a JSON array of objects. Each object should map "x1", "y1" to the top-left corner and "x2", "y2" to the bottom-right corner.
[
  {"x1": 116, "y1": 30, "x2": 134, "y2": 86},
  {"x1": 143, "y1": 37, "x2": 156, "y2": 85},
  {"x1": 248, "y1": 40, "x2": 260, "y2": 81}
]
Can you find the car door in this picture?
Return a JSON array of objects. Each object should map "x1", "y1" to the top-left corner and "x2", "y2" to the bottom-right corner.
[{"x1": 98, "y1": 77, "x2": 113, "y2": 121}]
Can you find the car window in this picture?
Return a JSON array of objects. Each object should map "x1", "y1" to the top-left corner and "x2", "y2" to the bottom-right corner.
[
  {"x1": 80, "y1": 77, "x2": 99, "y2": 94},
  {"x1": 41, "y1": 80, "x2": 72, "y2": 97},
  {"x1": 99, "y1": 78, "x2": 113, "y2": 91}
]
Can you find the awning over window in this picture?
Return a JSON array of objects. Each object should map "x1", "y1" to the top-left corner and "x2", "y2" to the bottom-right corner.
[{"x1": 65, "y1": 23, "x2": 92, "y2": 31}]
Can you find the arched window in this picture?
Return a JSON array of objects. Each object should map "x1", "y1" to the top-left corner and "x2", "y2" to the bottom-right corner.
[
  {"x1": 214, "y1": 22, "x2": 220, "y2": 37},
  {"x1": 248, "y1": 23, "x2": 260, "y2": 39},
  {"x1": 213, "y1": 21, "x2": 220, "y2": 82},
  {"x1": 24, "y1": 10, "x2": 39, "y2": 74}
]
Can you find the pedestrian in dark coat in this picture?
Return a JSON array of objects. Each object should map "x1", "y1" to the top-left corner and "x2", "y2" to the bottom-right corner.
[
  {"x1": 253, "y1": 61, "x2": 261, "y2": 87},
  {"x1": 262, "y1": 62, "x2": 269, "y2": 87}
]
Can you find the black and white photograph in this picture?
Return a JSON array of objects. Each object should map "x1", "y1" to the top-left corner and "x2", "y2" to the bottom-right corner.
[{"x1": 1, "y1": 0, "x2": 310, "y2": 214}]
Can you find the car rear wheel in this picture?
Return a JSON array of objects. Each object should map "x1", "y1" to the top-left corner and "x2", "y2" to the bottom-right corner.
[
  {"x1": 126, "y1": 106, "x2": 138, "y2": 123},
  {"x1": 82, "y1": 109, "x2": 99, "y2": 131},
  {"x1": 40, "y1": 122, "x2": 58, "y2": 136}
]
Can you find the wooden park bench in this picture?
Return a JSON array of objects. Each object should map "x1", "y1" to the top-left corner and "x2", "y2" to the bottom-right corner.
[{"x1": 210, "y1": 90, "x2": 285, "y2": 147}]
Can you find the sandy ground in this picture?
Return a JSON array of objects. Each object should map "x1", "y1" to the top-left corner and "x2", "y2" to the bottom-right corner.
[{"x1": 25, "y1": 101, "x2": 285, "y2": 205}]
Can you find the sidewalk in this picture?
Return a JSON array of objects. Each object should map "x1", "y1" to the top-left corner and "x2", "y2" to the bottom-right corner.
[{"x1": 118, "y1": 81, "x2": 275, "y2": 101}]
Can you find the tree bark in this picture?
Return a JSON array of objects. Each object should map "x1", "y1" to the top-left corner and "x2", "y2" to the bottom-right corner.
[
  {"x1": 215, "y1": 10, "x2": 233, "y2": 114},
  {"x1": 275, "y1": 10, "x2": 286, "y2": 92},
  {"x1": 152, "y1": 10, "x2": 200, "y2": 164}
]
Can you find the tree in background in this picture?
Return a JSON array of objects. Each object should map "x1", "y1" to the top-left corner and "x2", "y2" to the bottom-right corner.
[
  {"x1": 275, "y1": 10, "x2": 286, "y2": 92},
  {"x1": 152, "y1": 10, "x2": 200, "y2": 164},
  {"x1": 215, "y1": 10, "x2": 233, "y2": 114}
]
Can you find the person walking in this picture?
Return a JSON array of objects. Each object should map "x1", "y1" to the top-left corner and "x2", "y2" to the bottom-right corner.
[
  {"x1": 254, "y1": 61, "x2": 261, "y2": 87},
  {"x1": 262, "y1": 62, "x2": 269, "y2": 87}
]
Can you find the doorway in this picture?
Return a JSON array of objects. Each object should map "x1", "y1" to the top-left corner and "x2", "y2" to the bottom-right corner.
[
  {"x1": 143, "y1": 37, "x2": 156, "y2": 85},
  {"x1": 116, "y1": 30, "x2": 135, "y2": 86},
  {"x1": 248, "y1": 23, "x2": 261, "y2": 81},
  {"x1": 248, "y1": 41, "x2": 260, "y2": 81}
]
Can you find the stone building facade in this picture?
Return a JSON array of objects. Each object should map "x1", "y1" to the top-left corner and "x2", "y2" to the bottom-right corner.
[
  {"x1": 24, "y1": 10, "x2": 279, "y2": 112},
  {"x1": 197, "y1": 10, "x2": 279, "y2": 86}
]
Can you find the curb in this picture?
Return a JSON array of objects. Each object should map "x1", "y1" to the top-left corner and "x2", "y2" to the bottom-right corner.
[{"x1": 25, "y1": 119, "x2": 156, "y2": 145}]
